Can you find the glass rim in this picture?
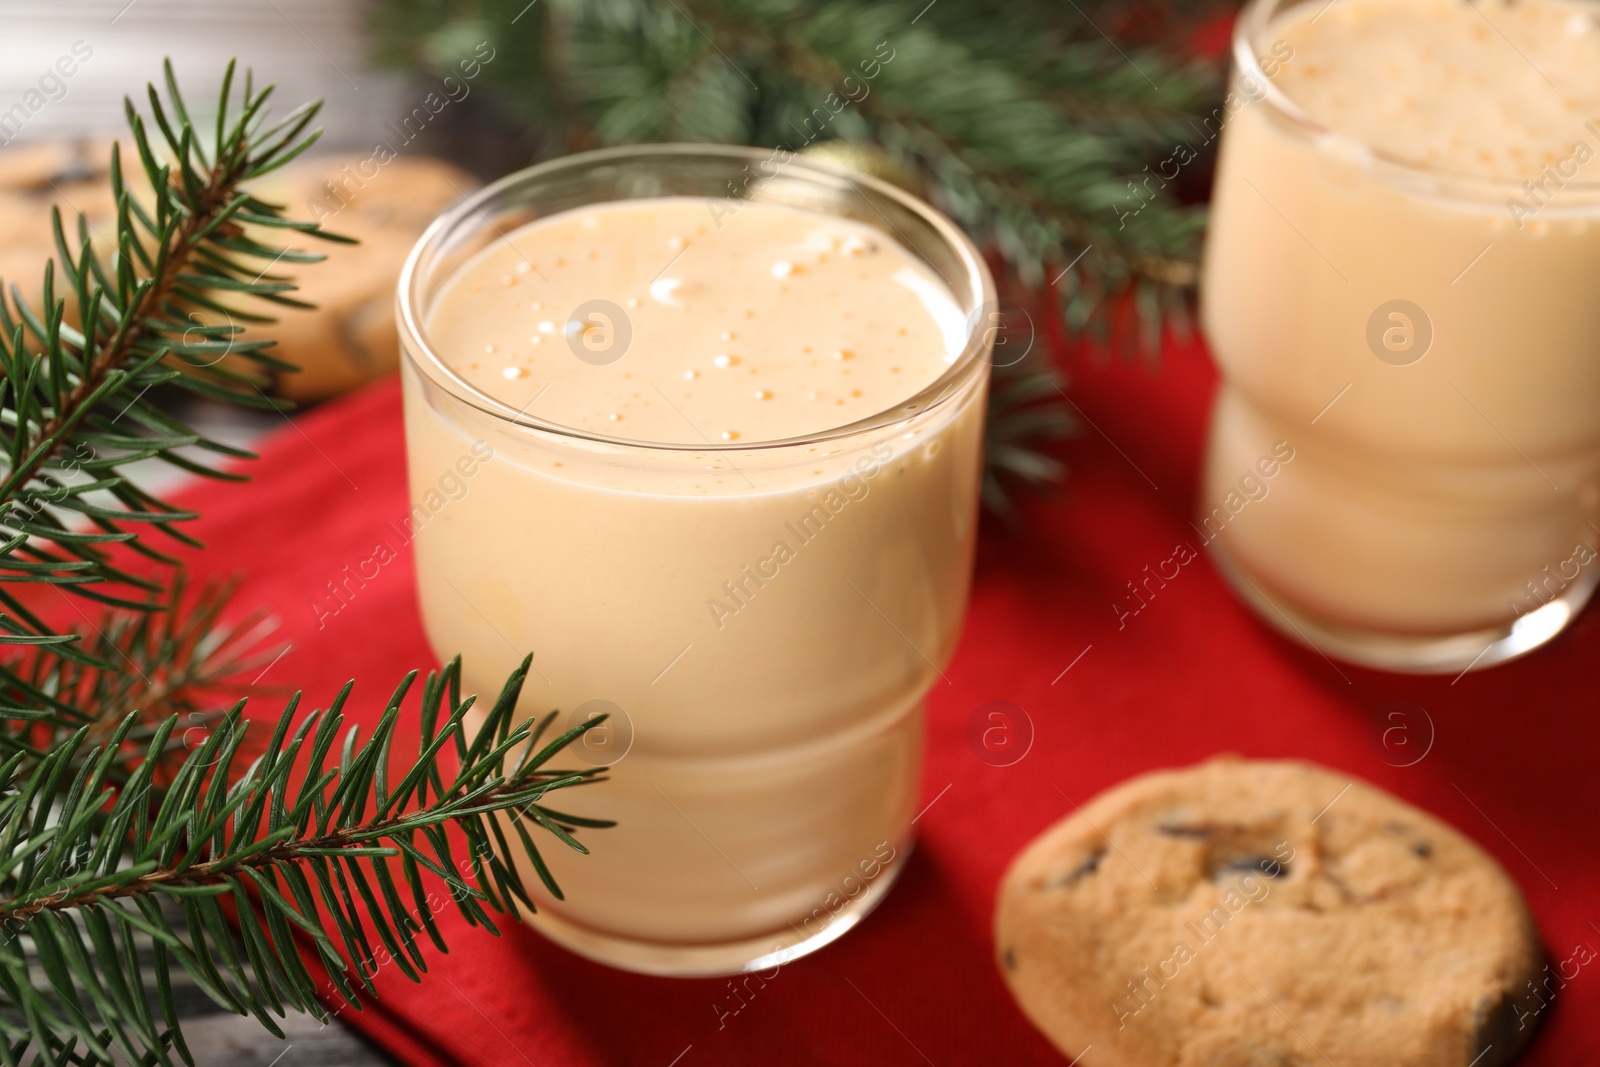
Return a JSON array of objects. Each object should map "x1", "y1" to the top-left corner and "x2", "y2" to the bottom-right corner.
[
  {"x1": 396, "y1": 143, "x2": 996, "y2": 454},
  {"x1": 1234, "y1": 0, "x2": 1600, "y2": 199}
]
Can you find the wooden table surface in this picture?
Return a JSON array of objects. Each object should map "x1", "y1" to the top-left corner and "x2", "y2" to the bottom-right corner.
[{"x1": 177, "y1": 1010, "x2": 396, "y2": 1067}]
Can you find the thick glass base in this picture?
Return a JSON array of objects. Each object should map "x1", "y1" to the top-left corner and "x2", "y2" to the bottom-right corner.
[
  {"x1": 1208, "y1": 540, "x2": 1597, "y2": 675},
  {"x1": 522, "y1": 841, "x2": 911, "y2": 978}
]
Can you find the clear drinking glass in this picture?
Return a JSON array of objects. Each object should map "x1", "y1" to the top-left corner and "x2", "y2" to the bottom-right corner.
[
  {"x1": 1200, "y1": 0, "x2": 1600, "y2": 673},
  {"x1": 396, "y1": 145, "x2": 993, "y2": 975}
]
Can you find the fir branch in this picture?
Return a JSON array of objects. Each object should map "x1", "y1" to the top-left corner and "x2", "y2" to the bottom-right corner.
[
  {"x1": 896, "y1": 0, "x2": 1223, "y2": 134},
  {"x1": 984, "y1": 353, "x2": 1074, "y2": 516},
  {"x1": 0, "y1": 654, "x2": 608, "y2": 1066},
  {"x1": 648, "y1": 0, "x2": 1207, "y2": 294},
  {"x1": 0, "y1": 59, "x2": 348, "y2": 646},
  {"x1": 0, "y1": 576, "x2": 278, "y2": 785},
  {"x1": 537, "y1": 0, "x2": 1210, "y2": 295}
]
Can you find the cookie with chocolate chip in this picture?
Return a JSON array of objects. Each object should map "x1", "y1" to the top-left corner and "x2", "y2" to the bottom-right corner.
[
  {"x1": 245, "y1": 152, "x2": 475, "y2": 401},
  {"x1": 995, "y1": 758, "x2": 1542, "y2": 1067}
]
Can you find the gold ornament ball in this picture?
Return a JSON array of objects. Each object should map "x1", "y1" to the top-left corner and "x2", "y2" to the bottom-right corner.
[{"x1": 799, "y1": 141, "x2": 926, "y2": 199}]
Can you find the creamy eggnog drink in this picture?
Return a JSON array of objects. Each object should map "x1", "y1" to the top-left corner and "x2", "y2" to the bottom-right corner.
[
  {"x1": 397, "y1": 148, "x2": 992, "y2": 974},
  {"x1": 1202, "y1": 0, "x2": 1600, "y2": 671}
]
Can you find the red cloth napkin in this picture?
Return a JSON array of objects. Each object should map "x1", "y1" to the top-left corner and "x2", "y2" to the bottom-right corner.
[{"x1": 162, "y1": 333, "x2": 1598, "y2": 1066}]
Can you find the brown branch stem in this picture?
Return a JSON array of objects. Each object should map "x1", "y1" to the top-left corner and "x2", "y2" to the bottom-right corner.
[{"x1": 0, "y1": 772, "x2": 577, "y2": 924}]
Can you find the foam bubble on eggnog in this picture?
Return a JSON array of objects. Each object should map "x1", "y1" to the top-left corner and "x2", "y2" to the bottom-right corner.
[
  {"x1": 425, "y1": 197, "x2": 965, "y2": 445},
  {"x1": 1272, "y1": 0, "x2": 1600, "y2": 182}
]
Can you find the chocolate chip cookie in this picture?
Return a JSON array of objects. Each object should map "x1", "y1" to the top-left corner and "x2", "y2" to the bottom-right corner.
[{"x1": 995, "y1": 758, "x2": 1542, "y2": 1067}]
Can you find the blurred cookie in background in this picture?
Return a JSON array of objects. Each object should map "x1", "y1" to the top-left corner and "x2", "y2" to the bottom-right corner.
[
  {"x1": 250, "y1": 152, "x2": 474, "y2": 401},
  {"x1": 0, "y1": 138, "x2": 118, "y2": 301}
]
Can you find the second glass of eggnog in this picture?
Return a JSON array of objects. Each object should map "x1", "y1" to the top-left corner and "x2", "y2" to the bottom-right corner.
[
  {"x1": 397, "y1": 146, "x2": 993, "y2": 975},
  {"x1": 1202, "y1": 0, "x2": 1600, "y2": 672}
]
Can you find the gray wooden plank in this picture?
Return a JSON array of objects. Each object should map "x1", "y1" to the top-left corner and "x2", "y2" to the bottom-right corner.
[{"x1": 172, "y1": 1009, "x2": 398, "y2": 1067}]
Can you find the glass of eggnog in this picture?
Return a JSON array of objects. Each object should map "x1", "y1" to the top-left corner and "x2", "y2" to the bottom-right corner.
[
  {"x1": 1201, "y1": 0, "x2": 1600, "y2": 672},
  {"x1": 396, "y1": 146, "x2": 993, "y2": 975}
]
